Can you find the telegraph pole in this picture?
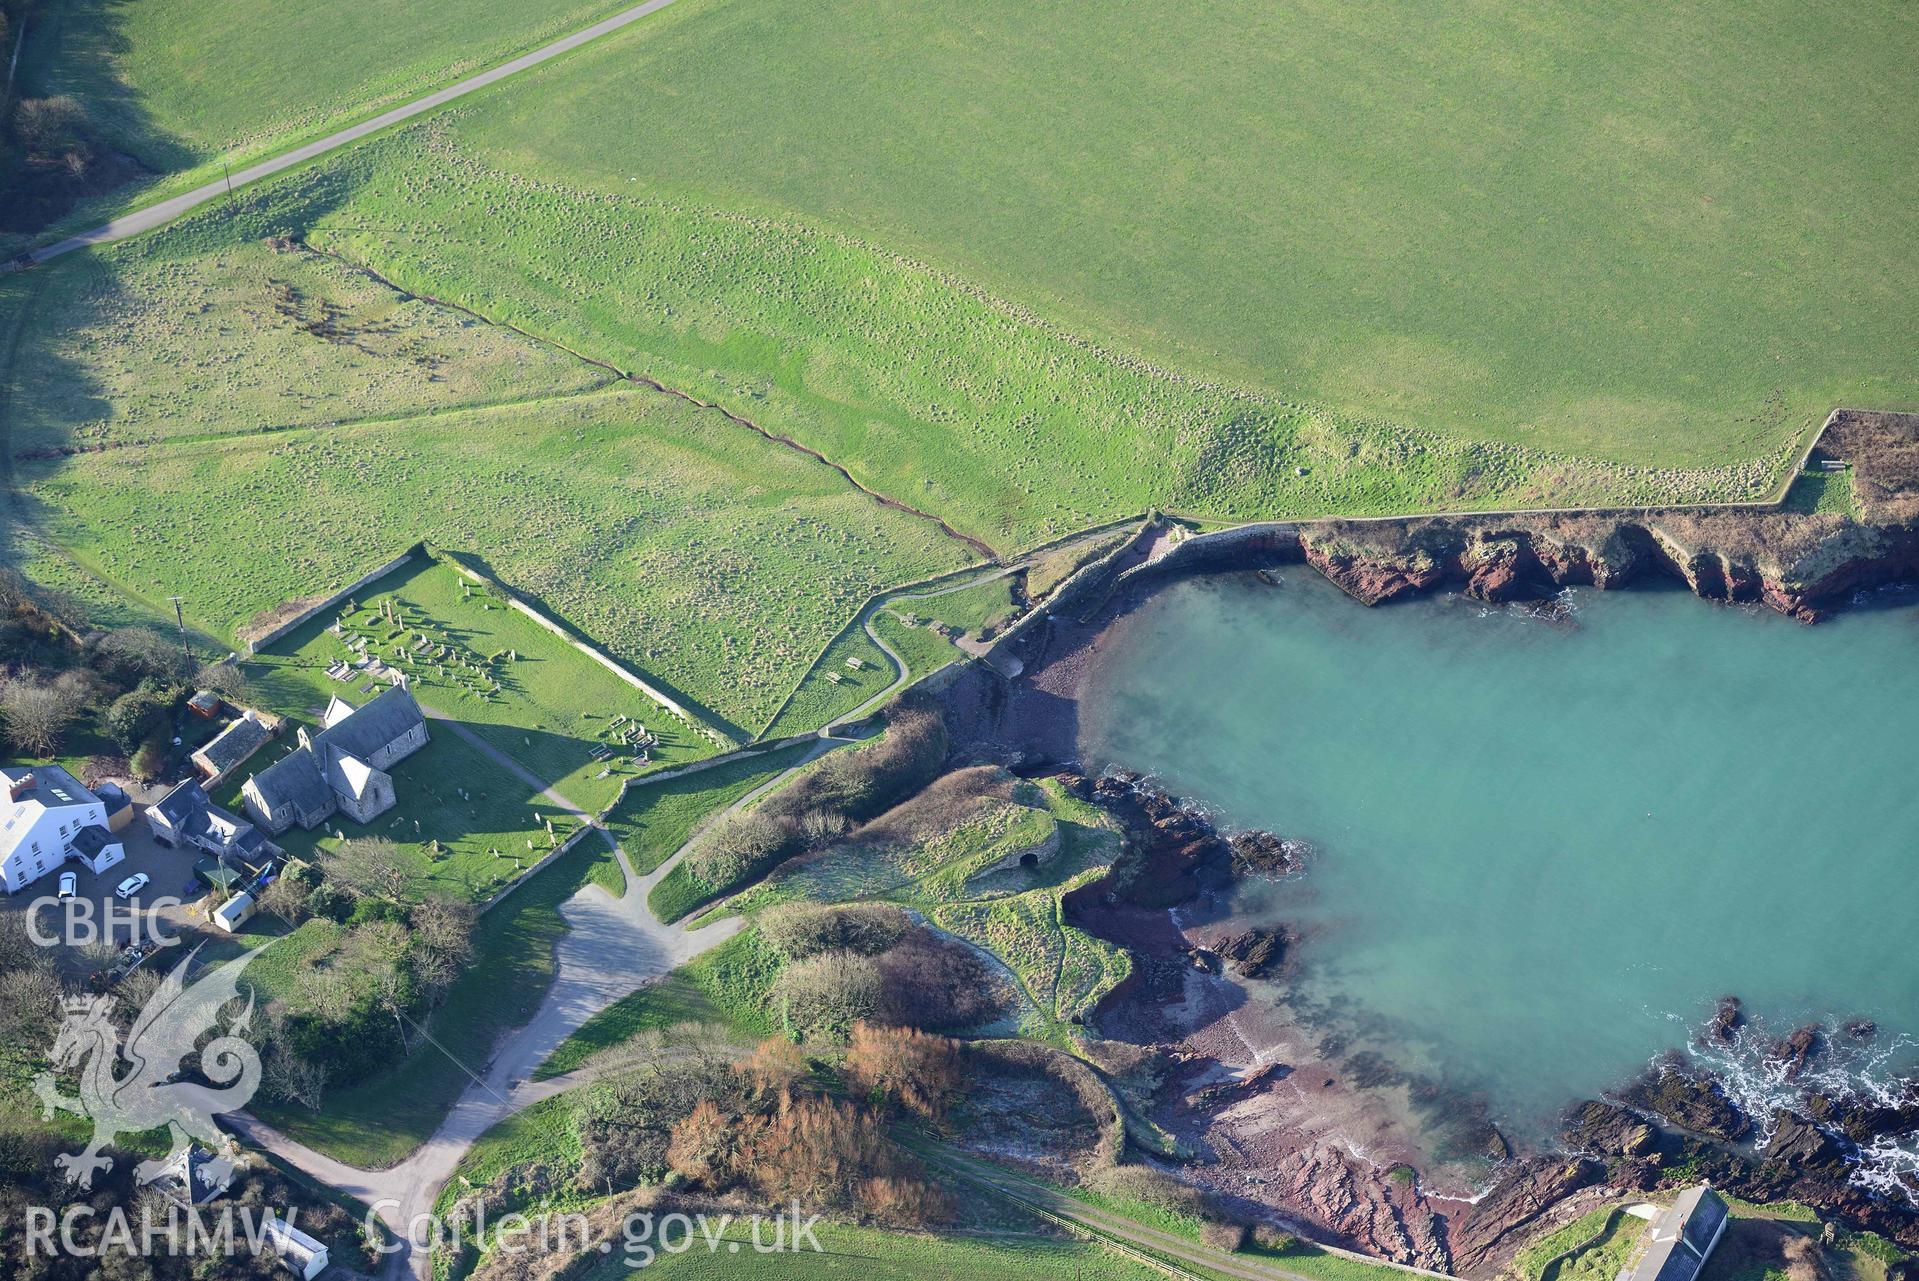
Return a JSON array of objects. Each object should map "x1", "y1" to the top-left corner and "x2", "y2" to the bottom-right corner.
[
  {"x1": 167, "y1": 596, "x2": 193, "y2": 667},
  {"x1": 222, "y1": 161, "x2": 236, "y2": 214}
]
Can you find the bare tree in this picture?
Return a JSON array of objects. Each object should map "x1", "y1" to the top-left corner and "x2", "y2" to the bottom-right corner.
[
  {"x1": 193, "y1": 660, "x2": 251, "y2": 704},
  {"x1": 261, "y1": 1012, "x2": 329, "y2": 1111},
  {"x1": 411, "y1": 895, "x2": 474, "y2": 964},
  {"x1": 260, "y1": 873, "x2": 313, "y2": 924},
  {"x1": 327, "y1": 837, "x2": 417, "y2": 903},
  {"x1": 0, "y1": 676, "x2": 86, "y2": 756}
]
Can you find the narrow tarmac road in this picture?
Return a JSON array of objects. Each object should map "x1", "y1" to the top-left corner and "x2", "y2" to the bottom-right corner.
[{"x1": 13, "y1": 0, "x2": 690, "y2": 268}]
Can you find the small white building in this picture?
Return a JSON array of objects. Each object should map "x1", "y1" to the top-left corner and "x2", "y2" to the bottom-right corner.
[
  {"x1": 211, "y1": 890, "x2": 257, "y2": 933},
  {"x1": 0, "y1": 765, "x2": 126, "y2": 894},
  {"x1": 265, "y1": 1214, "x2": 330, "y2": 1280},
  {"x1": 1619, "y1": 1185, "x2": 1730, "y2": 1281}
]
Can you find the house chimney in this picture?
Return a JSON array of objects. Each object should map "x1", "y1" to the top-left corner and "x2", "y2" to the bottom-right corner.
[{"x1": 9, "y1": 773, "x2": 36, "y2": 802}]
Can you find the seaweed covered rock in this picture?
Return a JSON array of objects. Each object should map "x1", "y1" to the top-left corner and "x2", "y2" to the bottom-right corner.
[
  {"x1": 1620, "y1": 1059, "x2": 1751, "y2": 1141},
  {"x1": 1217, "y1": 927, "x2": 1289, "y2": 979},
  {"x1": 1562, "y1": 1099, "x2": 1658, "y2": 1157}
]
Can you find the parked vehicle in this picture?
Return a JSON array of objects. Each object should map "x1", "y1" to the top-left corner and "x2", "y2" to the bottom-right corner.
[
  {"x1": 114, "y1": 873, "x2": 150, "y2": 899},
  {"x1": 57, "y1": 871, "x2": 77, "y2": 899}
]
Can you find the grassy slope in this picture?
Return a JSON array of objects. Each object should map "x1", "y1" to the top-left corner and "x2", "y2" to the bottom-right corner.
[
  {"x1": 760, "y1": 618, "x2": 895, "y2": 740},
  {"x1": 12, "y1": 370, "x2": 968, "y2": 733},
  {"x1": 601, "y1": 742, "x2": 819, "y2": 877},
  {"x1": 454, "y1": 0, "x2": 1915, "y2": 472}
]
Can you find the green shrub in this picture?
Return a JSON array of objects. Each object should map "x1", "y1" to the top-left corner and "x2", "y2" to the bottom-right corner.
[
  {"x1": 1252, "y1": 1225, "x2": 1297, "y2": 1252},
  {"x1": 681, "y1": 811, "x2": 798, "y2": 895},
  {"x1": 772, "y1": 950, "x2": 885, "y2": 1040},
  {"x1": 761, "y1": 902, "x2": 910, "y2": 960},
  {"x1": 106, "y1": 679, "x2": 176, "y2": 752}
]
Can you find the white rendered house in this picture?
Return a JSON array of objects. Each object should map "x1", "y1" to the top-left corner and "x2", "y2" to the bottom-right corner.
[{"x1": 0, "y1": 765, "x2": 126, "y2": 894}]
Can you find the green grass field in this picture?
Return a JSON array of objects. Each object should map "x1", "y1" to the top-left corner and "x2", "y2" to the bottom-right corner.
[
  {"x1": 759, "y1": 617, "x2": 896, "y2": 740},
  {"x1": 0, "y1": 239, "x2": 608, "y2": 454},
  {"x1": 9, "y1": 371, "x2": 969, "y2": 733},
  {"x1": 899, "y1": 576, "x2": 1020, "y2": 640},
  {"x1": 451, "y1": 0, "x2": 1913, "y2": 467},
  {"x1": 255, "y1": 125, "x2": 1801, "y2": 552}
]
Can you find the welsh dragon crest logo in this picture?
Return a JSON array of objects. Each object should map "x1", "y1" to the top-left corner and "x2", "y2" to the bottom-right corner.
[{"x1": 33, "y1": 944, "x2": 263, "y2": 1191}]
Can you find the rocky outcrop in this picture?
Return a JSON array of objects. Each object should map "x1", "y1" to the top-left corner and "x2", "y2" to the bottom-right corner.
[
  {"x1": 1559, "y1": 1005, "x2": 1919, "y2": 1251},
  {"x1": 1221, "y1": 411, "x2": 1919, "y2": 622},
  {"x1": 1449, "y1": 1157, "x2": 1604, "y2": 1273},
  {"x1": 1562, "y1": 1100, "x2": 1658, "y2": 1157},
  {"x1": 1302, "y1": 535, "x2": 1448, "y2": 605},
  {"x1": 1768, "y1": 1024, "x2": 1826, "y2": 1081},
  {"x1": 1218, "y1": 927, "x2": 1289, "y2": 979},
  {"x1": 1618, "y1": 1058, "x2": 1751, "y2": 1141},
  {"x1": 1064, "y1": 771, "x2": 1296, "y2": 908},
  {"x1": 1244, "y1": 1140, "x2": 1455, "y2": 1271},
  {"x1": 1229, "y1": 829, "x2": 1309, "y2": 879},
  {"x1": 1705, "y1": 995, "x2": 1744, "y2": 1044}
]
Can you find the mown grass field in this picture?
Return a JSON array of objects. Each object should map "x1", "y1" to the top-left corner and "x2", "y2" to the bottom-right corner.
[
  {"x1": 900, "y1": 575, "x2": 1020, "y2": 640},
  {"x1": 214, "y1": 725, "x2": 583, "y2": 903},
  {"x1": 456, "y1": 0, "x2": 1914, "y2": 466}
]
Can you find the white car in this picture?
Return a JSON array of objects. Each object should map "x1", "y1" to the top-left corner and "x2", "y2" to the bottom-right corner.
[
  {"x1": 57, "y1": 871, "x2": 77, "y2": 899},
  {"x1": 114, "y1": 873, "x2": 150, "y2": 899}
]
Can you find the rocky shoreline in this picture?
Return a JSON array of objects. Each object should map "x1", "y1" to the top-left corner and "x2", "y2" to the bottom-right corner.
[
  {"x1": 1059, "y1": 773, "x2": 1919, "y2": 1274},
  {"x1": 936, "y1": 409, "x2": 1919, "y2": 1275},
  {"x1": 1116, "y1": 408, "x2": 1919, "y2": 624}
]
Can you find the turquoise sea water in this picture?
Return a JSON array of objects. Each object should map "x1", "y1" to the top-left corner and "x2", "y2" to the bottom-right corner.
[{"x1": 1080, "y1": 572, "x2": 1919, "y2": 1157}]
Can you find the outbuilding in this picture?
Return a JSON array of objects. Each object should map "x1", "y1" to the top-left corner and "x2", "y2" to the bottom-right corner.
[{"x1": 211, "y1": 891, "x2": 257, "y2": 933}]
